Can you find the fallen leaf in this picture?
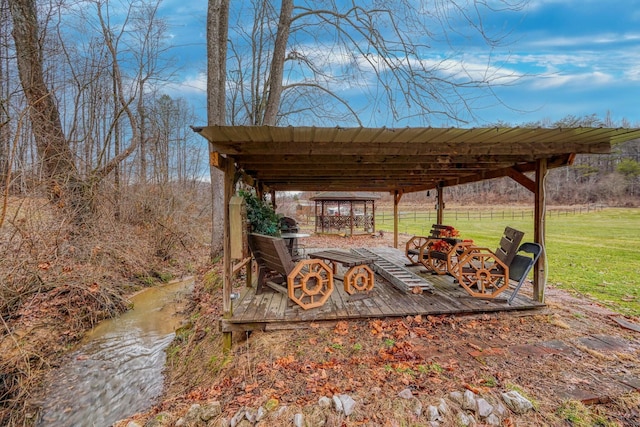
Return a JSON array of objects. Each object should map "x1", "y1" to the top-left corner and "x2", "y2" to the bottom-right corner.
[
  {"x1": 244, "y1": 382, "x2": 259, "y2": 392},
  {"x1": 464, "y1": 383, "x2": 482, "y2": 394},
  {"x1": 468, "y1": 343, "x2": 483, "y2": 351},
  {"x1": 334, "y1": 320, "x2": 349, "y2": 335}
]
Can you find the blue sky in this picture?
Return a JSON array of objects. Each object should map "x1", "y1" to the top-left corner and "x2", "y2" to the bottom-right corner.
[{"x1": 159, "y1": 0, "x2": 640, "y2": 127}]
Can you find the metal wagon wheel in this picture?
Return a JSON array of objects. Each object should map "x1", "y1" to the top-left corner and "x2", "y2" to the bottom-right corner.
[
  {"x1": 287, "y1": 259, "x2": 334, "y2": 309},
  {"x1": 456, "y1": 249, "x2": 509, "y2": 298}
]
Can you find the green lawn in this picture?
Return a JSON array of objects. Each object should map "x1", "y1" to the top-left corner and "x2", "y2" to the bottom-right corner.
[{"x1": 376, "y1": 208, "x2": 640, "y2": 316}]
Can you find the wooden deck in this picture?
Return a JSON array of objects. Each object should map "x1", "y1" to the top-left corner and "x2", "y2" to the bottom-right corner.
[{"x1": 222, "y1": 247, "x2": 545, "y2": 332}]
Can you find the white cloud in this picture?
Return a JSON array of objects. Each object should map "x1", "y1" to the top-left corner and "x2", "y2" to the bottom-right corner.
[
  {"x1": 164, "y1": 73, "x2": 208, "y2": 96},
  {"x1": 525, "y1": 32, "x2": 640, "y2": 49},
  {"x1": 530, "y1": 71, "x2": 613, "y2": 89}
]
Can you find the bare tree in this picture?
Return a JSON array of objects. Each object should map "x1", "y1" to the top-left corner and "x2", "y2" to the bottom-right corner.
[
  {"x1": 8, "y1": 0, "x2": 78, "y2": 205},
  {"x1": 227, "y1": 0, "x2": 528, "y2": 127}
]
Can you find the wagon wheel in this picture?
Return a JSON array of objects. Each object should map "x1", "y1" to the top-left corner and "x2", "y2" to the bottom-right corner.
[
  {"x1": 344, "y1": 265, "x2": 375, "y2": 295},
  {"x1": 456, "y1": 249, "x2": 509, "y2": 298},
  {"x1": 405, "y1": 236, "x2": 430, "y2": 265},
  {"x1": 287, "y1": 259, "x2": 334, "y2": 309},
  {"x1": 447, "y1": 242, "x2": 477, "y2": 277},
  {"x1": 427, "y1": 251, "x2": 449, "y2": 275}
]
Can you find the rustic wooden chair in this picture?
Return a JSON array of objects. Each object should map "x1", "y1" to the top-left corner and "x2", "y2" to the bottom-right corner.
[
  {"x1": 454, "y1": 226, "x2": 525, "y2": 298},
  {"x1": 405, "y1": 224, "x2": 457, "y2": 266},
  {"x1": 248, "y1": 233, "x2": 334, "y2": 310}
]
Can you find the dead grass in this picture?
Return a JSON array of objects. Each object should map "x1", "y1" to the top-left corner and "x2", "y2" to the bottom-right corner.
[
  {"x1": 0, "y1": 191, "x2": 210, "y2": 426},
  {"x1": 124, "y1": 266, "x2": 640, "y2": 427}
]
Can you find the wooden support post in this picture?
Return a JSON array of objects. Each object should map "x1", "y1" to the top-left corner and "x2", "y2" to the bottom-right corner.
[
  {"x1": 270, "y1": 189, "x2": 276, "y2": 210},
  {"x1": 393, "y1": 190, "x2": 402, "y2": 248},
  {"x1": 350, "y1": 201, "x2": 354, "y2": 236},
  {"x1": 222, "y1": 159, "x2": 235, "y2": 352},
  {"x1": 534, "y1": 159, "x2": 547, "y2": 302},
  {"x1": 436, "y1": 185, "x2": 444, "y2": 224},
  {"x1": 372, "y1": 200, "x2": 376, "y2": 233}
]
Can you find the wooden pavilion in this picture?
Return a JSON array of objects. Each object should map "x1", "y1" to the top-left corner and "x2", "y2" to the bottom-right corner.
[
  {"x1": 193, "y1": 125, "x2": 640, "y2": 344},
  {"x1": 310, "y1": 191, "x2": 380, "y2": 235}
]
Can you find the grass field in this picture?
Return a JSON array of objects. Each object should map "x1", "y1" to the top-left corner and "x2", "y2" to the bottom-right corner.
[{"x1": 376, "y1": 207, "x2": 640, "y2": 316}]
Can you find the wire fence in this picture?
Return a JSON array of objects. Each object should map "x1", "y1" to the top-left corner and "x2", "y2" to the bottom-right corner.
[{"x1": 375, "y1": 204, "x2": 605, "y2": 225}]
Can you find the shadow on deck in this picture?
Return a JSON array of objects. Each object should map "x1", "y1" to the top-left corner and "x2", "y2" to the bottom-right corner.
[{"x1": 222, "y1": 247, "x2": 545, "y2": 333}]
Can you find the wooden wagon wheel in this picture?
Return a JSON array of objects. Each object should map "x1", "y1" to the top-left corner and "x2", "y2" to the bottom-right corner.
[
  {"x1": 287, "y1": 259, "x2": 334, "y2": 309},
  {"x1": 405, "y1": 236, "x2": 430, "y2": 265},
  {"x1": 424, "y1": 239, "x2": 452, "y2": 274},
  {"x1": 456, "y1": 249, "x2": 509, "y2": 298},
  {"x1": 344, "y1": 265, "x2": 375, "y2": 294},
  {"x1": 447, "y1": 241, "x2": 477, "y2": 277},
  {"x1": 426, "y1": 252, "x2": 448, "y2": 275}
]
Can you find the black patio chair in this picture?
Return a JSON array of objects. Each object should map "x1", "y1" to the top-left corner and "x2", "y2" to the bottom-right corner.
[{"x1": 506, "y1": 242, "x2": 542, "y2": 304}]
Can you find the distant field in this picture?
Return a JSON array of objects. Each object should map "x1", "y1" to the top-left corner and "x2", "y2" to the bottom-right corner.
[{"x1": 376, "y1": 207, "x2": 640, "y2": 316}]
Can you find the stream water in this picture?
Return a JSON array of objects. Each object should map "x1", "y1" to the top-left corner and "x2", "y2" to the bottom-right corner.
[{"x1": 36, "y1": 277, "x2": 194, "y2": 427}]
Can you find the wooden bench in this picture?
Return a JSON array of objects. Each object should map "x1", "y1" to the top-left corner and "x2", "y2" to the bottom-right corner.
[
  {"x1": 308, "y1": 250, "x2": 376, "y2": 295},
  {"x1": 405, "y1": 224, "x2": 457, "y2": 266},
  {"x1": 454, "y1": 226, "x2": 525, "y2": 299},
  {"x1": 248, "y1": 233, "x2": 334, "y2": 309}
]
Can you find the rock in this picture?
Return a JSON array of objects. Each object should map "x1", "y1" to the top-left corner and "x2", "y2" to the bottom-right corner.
[
  {"x1": 429, "y1": 422, "x2": 440, "y2": 427},
  {"x1": 458, "y1": 412, "x2": 472, "y2": 426},
  {"x1": 338, "y1": 394, "x2": 357, "y2": 416},
  {"x1": 449, "y1": 391, "x2": 463, "y2": 406},
  {"x1": 476, "y1": 398, "x2": 493, "y2": 418},
  {"x1": 143, "y1": 412, "x2": 173, "y2": 427},
  {"x1": 184, "y1": 404, "x2": 202, "y2": 424},
  {"x1": 318, "y1": 396, "x2": 332, "y2": 408},
  {"x1": 332, "y1": 395, "x2": 344, "y2": 413},
  {"x1": 485, "y1": 413, "x2": 502, "y2": 426},
  {"x1": 213, "y1": 418, "x2": 230, "y2": 427},
  {"x1": 274, "y1": 406, "x2": 288, "y2": 418},
  {"x1": 462, "y1": 389, "x2": 477, "y2": 411},
  {"x1": 438, "y1": 398, "x2": 450, "y2": 416},
  {"x1": 176, "y1": 403, "x2": 202, "y2": 427},
  {"x1": 494, "y1": 401, "x2": 508, "y2": 418},
  {"x1": 398, "y1": 388, "x2": 414, "y2": 399},
  {"x1": 200, "y1": 401, "x2": 222, "y2": 421},
  {"x1": 244, "y1": 408, "x2": 256, "y2": 423},
  {"x1": 426, "y1": 405, "x2": 440, "y2": 421},
  {"x1": 230, "y1": 408, "x2": 245, "y2": 427},
  {"x1": 293, "y1": 413, "x2": 304, "y2": 427},
  {"x1": 127, "y1": 422, "x2": 143, "y2": 427},
  {"x1": 255, "y1": 406, "x2": 266, "y2": 422},
  {"x1": 174, "y1": 419, "x2": 185, "y2": 427},
  {"x1": 502, "y1": 390, "x2": 533, "y2": 414}
]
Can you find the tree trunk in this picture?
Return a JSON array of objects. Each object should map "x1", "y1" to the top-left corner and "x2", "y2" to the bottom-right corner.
[
  {"x1": 207, "y1": 0, "x2": 230, "y2": 258},
  {"x1": 8, "y1": 0, "x2": 78, "y2": 203},
  {"x1": 262, "y1": 0, "x2": 293, "y2": 126}
]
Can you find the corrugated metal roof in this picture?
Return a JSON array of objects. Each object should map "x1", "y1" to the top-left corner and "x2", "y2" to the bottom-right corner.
[{"x1": 194, "y1": 125, "x2": 640, "y2": 193}]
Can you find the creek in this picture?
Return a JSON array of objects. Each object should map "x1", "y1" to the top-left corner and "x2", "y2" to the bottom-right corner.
[{"x1": 36, "y1": 277, "x2": 194, "y2": 427}]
